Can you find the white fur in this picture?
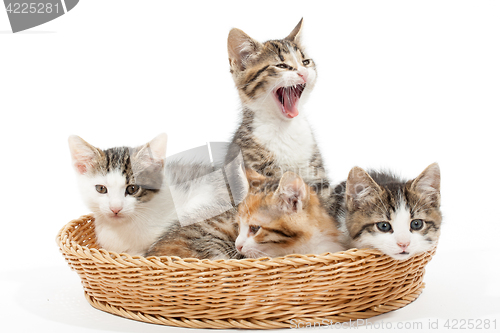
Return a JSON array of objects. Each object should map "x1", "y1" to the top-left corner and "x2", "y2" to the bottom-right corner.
[
  {"x1": 168, "y1": 169, "x2": 233, "y2": 227},
  {"x1": 248, "y1": 64, "x2": 319, "y2": 182},
  {"x1": 70, "y1": 132, "x2": 237, "y2": 256},
  {"x1": 234, "y1": 224, "x2": 252, "y2": 256},
  {"x1": 352, "y1": 200, "x2": 436, "y2": 260},
  {"x1": 235, "y1": 224, "x2": 343, "y2": 258},
  {"x1": 253, "y1": 116, "x2": 315, "y2": 173},
  {"x1": 286, "y1": 44, "x2": 304, "y2": 72},
  {"x1": 79, "y1": 165, "x2": 234, "y2": 256},
  {"x1": 303, "y1": 230, "x2": 345, "y2": 255},
  {"x1": 77, "y1": 170, "x2": 177, "y2": 256}
]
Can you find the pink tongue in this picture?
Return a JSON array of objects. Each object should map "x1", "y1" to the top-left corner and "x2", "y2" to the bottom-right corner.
[{"x1": 283, "y1": 92, "x2": 299, "y2": 118}]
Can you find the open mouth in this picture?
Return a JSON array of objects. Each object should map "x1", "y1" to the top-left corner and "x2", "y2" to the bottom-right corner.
[{"x1": 274, "y1": 83, "x2": 305, "y2": 118}]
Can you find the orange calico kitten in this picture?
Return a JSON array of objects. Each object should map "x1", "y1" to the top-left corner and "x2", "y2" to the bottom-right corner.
[
  {"x1": 235, "y1": 171, "x2": 344, "y2": 258},
  {"x1": 146, "y1": 171, "x2": 344, "y2": 259}
]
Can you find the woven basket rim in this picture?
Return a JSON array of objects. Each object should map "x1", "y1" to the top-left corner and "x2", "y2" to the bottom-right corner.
[
  {"x1": 56, "y1": 214, "x2": 433, "y2": 268},
  {"x1": 56, "y1": 214, "x2": 437, "y2": 329}
]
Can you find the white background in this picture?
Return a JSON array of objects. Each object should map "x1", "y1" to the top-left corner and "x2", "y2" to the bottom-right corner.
[{"x1": 1, "y1": 1, "x2": 499, "y2": 332}]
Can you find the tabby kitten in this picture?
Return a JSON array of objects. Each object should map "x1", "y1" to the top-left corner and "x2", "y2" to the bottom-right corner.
[
  {"x1": 69, "y1": 134, "x2": 170, "y2": 256},
  {"x1": 68, "y1": 134, "x2": 230, "y2": 256},
  {"x1": 332, "y1": 163, "x2": 441, "y2": 260},
  {"x1": 146, "y1": 170, "x2": 344, "y2": 259},
  {"x1": 226, "y1": 18, "x2": 331, "y2": 201},
  {"x1": 145, "y1": 208, "x2": 242, "y2": 260},
  {"x1": 145, "y1": 20, "x2": 333, "y2": 260},
  {"x1": 236, "y1": 171, "x2": 344, "y2": 258}
]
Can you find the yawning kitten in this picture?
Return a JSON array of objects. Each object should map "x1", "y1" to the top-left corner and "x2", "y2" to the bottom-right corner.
[
  {"x1": 226, "y1": 19, "x2": 331, "y2": 204},
  {"x1": 68, "y1": 134, "x2": 230, "y2": 256},
  {"x1": 145, "y1": 20, "x2": 335, "y2": 260},
  {"x1": 236, "y1": 171, "x2": 344, "y2": 258},
  {"x1": 333, "y1": 163, "x2": 442, "y2": 260}
]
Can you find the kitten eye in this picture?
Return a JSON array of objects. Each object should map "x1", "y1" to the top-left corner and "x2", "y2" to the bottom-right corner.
[
  {"x1": 376, "y1": 222, "x2": 392, "y2": 232},
  {"x1": 302, "y1": 59, "x2": 311, "y2": 66},
  {"x1": 249, "y1": 225, "x2": 261, "y2": 235},
  {"x1": 410, "y1": 219, "x2": 425, "y2": 231},
  {"x1": 126, "y1": 185, "x2": 140, "y2": 195},
  {"x1": 95, "y1": 185, "x2": 107, "y2": 194},
  {"x1": 276, "y1": 63, "x2": 288, "y2": 69}
]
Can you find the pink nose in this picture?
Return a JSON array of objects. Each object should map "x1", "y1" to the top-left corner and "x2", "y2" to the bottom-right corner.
[
  {"x1": 297, "y1": 69, "x2": 308, "y2": 82},
  {"x1": 110, "y1": 207, "x2": 122, "y2": 214},
  {"x1": 236, "y1": 245, "x2": 243, "y2": 252},
  {"x1": 397, "y1": 242, "x2": 410, "y2": 250}
]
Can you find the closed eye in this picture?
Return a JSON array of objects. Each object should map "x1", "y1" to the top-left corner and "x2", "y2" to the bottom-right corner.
[
  {"x1": 268, "y1": 228, "x2": 295, "y2": 238},
  {"x1": 259, "y1": 240, "x2": 288, "y2": 244}
]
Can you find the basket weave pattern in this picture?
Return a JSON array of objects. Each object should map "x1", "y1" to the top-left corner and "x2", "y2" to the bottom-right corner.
[{"x1": 56, "y1": 215, "x2": 436, "y2": 329}]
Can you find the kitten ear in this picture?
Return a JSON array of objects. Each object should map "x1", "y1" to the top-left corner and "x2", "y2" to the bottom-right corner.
[
  {"x1": 275, "y1": 171, "x2": 308, "y2": 213},
  {"x1": 68, "y1": 135, "x2": 102, "y2": 175},
  {"x1": 285, "y1": 18, "x2": 304, "y2": 44},
  {"x1": 147, "y1": 133, "x2": 168, "y2": 161},
  {"x1": 228, "y1": 28, "x2": 263, "y2": 71},
  {"x1": 245, "y1": 168, "x2": 267, "y2": 188},
  {"x1": 134, "y1": 133, "x2": 167, "y2": 169},
  {"x1": 346, "y1": 167, "x2": 382, "y2": 209},
  {"x1": 411, "y1": 163, "x2": 440, "y2": 195}
]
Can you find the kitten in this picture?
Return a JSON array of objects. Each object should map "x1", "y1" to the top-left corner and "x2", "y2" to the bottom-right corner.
[
  {"x1": 68, "y1": 134, "x2": 231, "y2": 256},
  {"x1": 146, "y1": 20, "x2": 335, "y2": 260},
  {"x1": 235, "y1": 171, "x2": 344, "y2": 258},
  {"x1": 332, "y1": 163, "x2": 441, "y2": 260},
  {"x1": 145, "y1": 208, "x2": 242, "y2": 260},
  {"x1": 226, "y1": 18, "x2": 331, "y2": 204},
  {"x1": 146, "y1": 170, "x2": 344, "y2": 259}
]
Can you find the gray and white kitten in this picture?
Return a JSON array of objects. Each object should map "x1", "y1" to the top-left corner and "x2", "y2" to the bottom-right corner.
[
  {"x1": 146, "y1": 19, "x2": 333, "y2": 260},
  {"x1": 332, "y1": 163, "x2": 442, "y2": 260},
  {"x1": 226, "y1": 18, "x2": 331, "y2": 204},
  {"x1": 68, "y1": 134, "x2": 232, "y2": 256}
]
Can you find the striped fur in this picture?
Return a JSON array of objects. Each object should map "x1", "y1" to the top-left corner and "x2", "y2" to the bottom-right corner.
[
  {"x1": 146, "y1": 20, "x2": 337, "y2": 260},
  {"x1": 146, "y1": 209, "x2": 242, "y2": 260},
  {"x1": 226, "y1": 19, "x2": 333, "y2": 214},
  {"x1": 235, "y1": 171, "x2": 344, "y2": 258},
  {"x1": 69, "y1": 134, "x2": 172, "y2": 255},
  {"x1": 333, "y1": 164, "x2": 442, "y2": 260},
  {"x1": 146, "y1": 171, "x2": 344, "y2": 259},
  {"x1": 146, "y1": 170, "x2": 264, "y2": 260},
  {"x1": 69, "y1": 134, "x2": 230, "y2": 256}
]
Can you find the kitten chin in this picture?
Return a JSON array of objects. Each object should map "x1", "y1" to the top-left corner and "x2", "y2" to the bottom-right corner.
[
  {"x1": 235, "y1": 171, "x2": 344, "y2": 258},
  {"x1": 334, "y1": 163, "x2": 442, "y2": 260}
]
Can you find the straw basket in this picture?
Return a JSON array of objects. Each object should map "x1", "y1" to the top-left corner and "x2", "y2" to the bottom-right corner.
[{"x1": 56, "y1": 215, "x2": 436, "y2": 330}]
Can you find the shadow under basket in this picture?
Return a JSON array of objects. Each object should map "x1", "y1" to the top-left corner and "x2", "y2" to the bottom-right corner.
[{"x1": 56, "y1": 215, "x2": 436, "y2": 330}]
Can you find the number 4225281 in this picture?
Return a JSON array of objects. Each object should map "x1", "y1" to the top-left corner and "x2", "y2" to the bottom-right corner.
[{"x1": 6, "y1": 3, "x2": 60, "y2": 14}]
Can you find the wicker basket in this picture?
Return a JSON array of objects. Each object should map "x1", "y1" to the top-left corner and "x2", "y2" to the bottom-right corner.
[{"x1": 56, "y1": 215, "x2": 436, "y2": 330}]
